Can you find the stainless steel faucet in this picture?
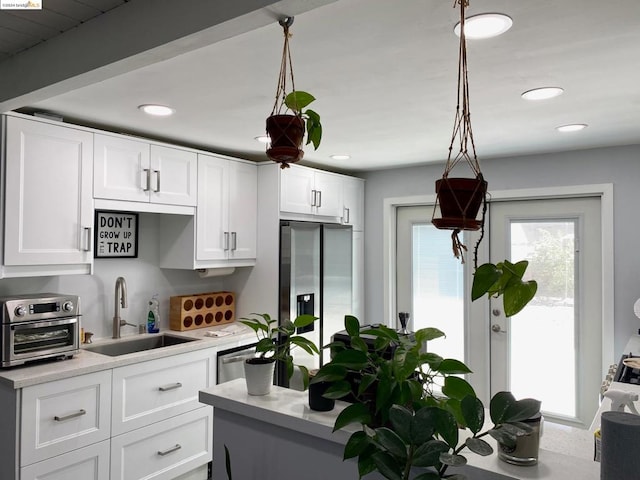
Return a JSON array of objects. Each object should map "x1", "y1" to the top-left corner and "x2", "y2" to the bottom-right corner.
[{"x1": 113, "y1": 276, "x2": 135, "y2": 338}]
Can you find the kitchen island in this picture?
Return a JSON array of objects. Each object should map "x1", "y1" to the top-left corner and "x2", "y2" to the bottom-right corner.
[{"x1": 200, "y1": 379, "x2": 599, "y2": 480}]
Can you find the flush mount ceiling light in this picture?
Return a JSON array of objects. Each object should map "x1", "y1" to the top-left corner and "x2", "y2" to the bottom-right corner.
[
  {"x1": 138, "y1": 104, "x2": 175, "y2": 116},
  {"x1": 521, "y1": 87, "x2": 565, "y2": 101},
  {"x1": 330, "y1": 154, "x2": 351, "y2": 160},
  {"x1": 454, "y1": 13, "x2": 512, "y2": 39},
  {"x1": 556, "y1": 124, "x2": 588, "y2": 132},
  {"x1": 254, "y1": 135, "x2": 271, "y2": 144}
]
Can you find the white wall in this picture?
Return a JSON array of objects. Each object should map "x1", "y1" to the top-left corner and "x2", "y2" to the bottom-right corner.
[
  {"x1": 362, "y1": 144, "x2": 640, "y2": 357},
  {"x1": 0, "y1": 213, "x2": 229, "y2": 340}
]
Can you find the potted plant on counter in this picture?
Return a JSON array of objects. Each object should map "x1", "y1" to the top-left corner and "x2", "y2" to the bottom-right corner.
[
  {"x1": 239, "y1": 312, "x2": 319, "y2": 395},
  {"x1": 312, "y1": 316, "x2": 541, "y2": 479}
]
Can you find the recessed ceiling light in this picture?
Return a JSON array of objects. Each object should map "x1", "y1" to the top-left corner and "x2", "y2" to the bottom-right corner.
[
  {"x1": 138, "y1": 104, "x2": 175, "y2": 116},
  {"x1": 330, "y1": 154, "x2": 351, "y2": 160},
  {"x1": 254, "y1": 135, "x2": 271, "y2": 144},
  {"x1": 454, "y1": 13, "x2": 513, "y2": 39},
  {"x1": 521, "y1": 87, "x2": 564, "y2": 101},
  {"x1": 556, "y1": 124, "x2": 588, "y2": 132}
]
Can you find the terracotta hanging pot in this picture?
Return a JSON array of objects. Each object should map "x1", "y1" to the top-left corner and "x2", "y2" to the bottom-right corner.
[
  {"x1": 266, "y1": 114, "x2": 304, "y2": 168},
  {"x1": 433, "y1": 177, "x2": 487, "y2": 231}
]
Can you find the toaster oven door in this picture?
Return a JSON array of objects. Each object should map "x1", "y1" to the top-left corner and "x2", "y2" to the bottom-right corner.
[{"x1": 3, "y1": 317, "x2": 79, "y2": 366}]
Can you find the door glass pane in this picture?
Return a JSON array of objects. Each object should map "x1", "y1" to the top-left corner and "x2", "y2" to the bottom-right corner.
[
  {"x1": 412, "y1": 224, "x2": 464, "y2": 362},
  {"x1": 509, "y1": 220, "x2": 576, "y2": 418}
]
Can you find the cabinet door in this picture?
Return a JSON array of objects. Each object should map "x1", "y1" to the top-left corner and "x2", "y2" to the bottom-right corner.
[
  {"x1": 4, "y1": 116, "x2": 94, "y2": 266},
  {"x1": 110, "y1": 407, "x2": 212, "y2": 480},
  {"x1": 111, "y1": 348, "x2": 215, "y2": 436},
  {"x1": 149, "y1": 145, "x2": 197, "y2": 206},
  {"x1": 280, "y1": 165, "x2": 315, "y2": 215},
  {"x1": 228, "y1": 161, "x2": 257, "y2": 260},
  {"x1": 314, "y1": 171, "x2": 344, "y2": 218},
  {"x1": 21, "y1": 370, "x2": 112, "y2": 465},
  {"x1": 196, "y1": 154, "x2": 229, "y2": 261},
  {"x1": 21, "y1": 440, "x2": 110, "y2": 480},
  {"x1": 342, "y1": 177, "x2": 365, "y2": 231},
  {"x1": 94, "y1": 134, "x2": 150, "y2": 202}
]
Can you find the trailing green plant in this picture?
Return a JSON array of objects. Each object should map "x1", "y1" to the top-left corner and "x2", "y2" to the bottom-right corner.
[
  {"x1": 283, "y1": 90, "x2": 322, "y2": 150},
  {"x1": 312, "y1": 316, "x2": 540, "y2": 479},
  {"x1": 472, "y1": 259, "x2": 538, "y2": 317},
  {"x1": 239, "y1": 313, "x2": 319, "y2": 389}
]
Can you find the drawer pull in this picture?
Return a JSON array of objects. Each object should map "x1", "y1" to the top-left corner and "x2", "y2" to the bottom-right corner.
[
  {"x1": 158, "y1": 382, "x2": 182, "y2": 392},
  {"x1": 54, "y1": 409, "x2": 86, "y2": 422},
  {"x1": 157, "y1": 444, "x2": 182, "y2": 456}
]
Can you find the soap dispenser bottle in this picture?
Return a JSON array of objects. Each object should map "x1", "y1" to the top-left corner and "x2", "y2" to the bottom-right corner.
[{"x1": 147, "y1": 294, "x2": 160, "y2": 333}]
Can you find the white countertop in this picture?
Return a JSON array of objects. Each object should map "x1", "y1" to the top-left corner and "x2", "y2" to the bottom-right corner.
[
  {"x1": 200, "y1": 379, "x2": 599, "y2": 480},
  {"x1": 0, "y1": 324, "x2": 255, "y2": 389}
]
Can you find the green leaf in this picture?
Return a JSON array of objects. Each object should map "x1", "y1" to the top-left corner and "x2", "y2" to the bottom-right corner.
[
  {"x1": 334, "y1": 403, "x2": 372, "y2": 431},
  {"x1": 311, "y1": 363, "x2": 347, "y2": 383},
  {"x1": 350, "y1": 336, "x2": 369, "y2": 353},
  {"x1": 374, "y1": 427, "x2": 407, "y2": 460},
  {"x1": 394, "y1": 349, "x2": 420, "y2": 380},
  {"x1": 357, "y1": 449, "x2": 377, "y2": 478},
  {"x1": 344, "y1": 431, "x2": 370, "y2": 459},
  {"x1": 305, "y1": 109, "x2": 322, "y2": 150},
  {"x1": 345, "y1": 315, "x2": 360, "y2": 337},
  {"x1": 437, "y1": 359, "x2": 472, "y2": 375},
  {"x1": 411, "y1": 407, "x2": 438, "y2": 444},
  {"x1": 362, "y1": 326, "x2": 400, "y2": 343},
  {"x1": 490, "y1": 391, "x2": 516, "y2": 424},
  {"x1": 442, "y1": 376, "x2": 476, "y2": 401},
  {"x1": 471, "y1": 263, "x2": 501, "y2": 300},
  {"x1": 439, "y1": 452, "x2": 467, "y2": 467},
  {"x1": 420, "y1": 352, "x2": 444, "y2": 369},
  {"x1": 432, "y1": 408, "x2": 458, "y2": 448},
  {"x1": 503, "y1": 280, "x2": 538, "y2": 316},
  {"x1": 371, "y1": 452, "x2": 403, "y2": 480},
  {"x1": 323, "y1": 380, "x2": 352, "y2": 399},
  {"x1": 255, "y1": 337, "x2": 275, "y2": 354},
  {"x1": 414, "y1": 327, "x2": 446, "y2": 343},
  {"x1": 503, "y1": 398, "x2": 542, "y2": 423},
  {"x1": 388, "y1": 405, "x2": 412, "y2": 443},
  {"x1": 412, "y1": 440, "x2": 449, "y2": 467},
  {"x1": 465, "y1": 437, "x2": 493, "y2": 456},
  {"x1": 488, "y1": 427, "x2": 517, "y2": 448},
  {"x1": 284, "y1": 91, "x2": 315, "y2": 112},
  {"x1": 292, "y1": 314, "x2": 318, "y2": 329},
  {"x1": 329, "y1": 349, "x2": 369, "y2": 369},
  {"x1": 358, "y1": 373, "x2": 377, "y2": 397},
  {"x1": 460, "y1": 395, "x2": 484, "y2": 434},
  {"x1": 289, "y1": 336, "x2": 319, "y2": 355}
]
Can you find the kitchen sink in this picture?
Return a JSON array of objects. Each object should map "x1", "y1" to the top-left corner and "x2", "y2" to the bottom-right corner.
[{"x1": 84, "y1": 334, "x2": 198, "y2": 356}]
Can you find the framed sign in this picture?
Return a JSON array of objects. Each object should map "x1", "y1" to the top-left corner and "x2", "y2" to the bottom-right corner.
[{"x1": 94, "y1": 211, "x2": 139, "y2": 258}]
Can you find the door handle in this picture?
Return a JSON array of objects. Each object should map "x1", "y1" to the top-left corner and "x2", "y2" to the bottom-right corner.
[
  {"x1": 344, "y1": 207, "x2": 350, "y2": 224},
  {"x1": 311, "y1": 189, "x2": 317, "y2": 207},
  {"x1": 54, "y1": 409, "x2": 86, "y2": 422},
  {"x1": 158, "y1": 382, "x2": 182, "y2": 392},
  {"x1": 157, "y1": 444, "x2": 181, "y2": 456},
  {"x1": 223, "y1": 232, "x2": 229, "y2": 251},
  {"x1": 491, "y1": 324, "x2": 507, "y2": 334},
  {"x1": 154, "y1": 169, "x2": 161, "y2": 192},
  {"x1": 83, "y1": 227, "x2": 92, "y2": 252},
  {"x1": 231, "y1": 232, "x2": 237, "y2": 251},
  {"x1": 143, "y1": 168, "x2": 151, "y2": 191},
  {"x1": 316, "y1": 190, "x2": 322, "y2": 208}
]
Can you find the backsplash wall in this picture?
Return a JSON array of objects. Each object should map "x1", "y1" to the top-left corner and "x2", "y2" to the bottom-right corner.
[{"x1": 0, "y1": 213, "x2": 227, "y2": 339}]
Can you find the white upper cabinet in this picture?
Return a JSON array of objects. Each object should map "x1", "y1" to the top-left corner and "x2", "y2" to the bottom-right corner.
[
  {"x1": 4, "y1": 116, "x2": 94, "y2": 272},
  {"x1": 280, "y1": 164, "x2": 344, "y2": 218},
  {"x1": 342, "y1": 176, "x2": 365, "y2": 231},
  {"x1": 94, "y1": 134, "x2": 197, "y2": 207},
  {"x1": 196, "y1": 154, "x2": 257, "y2": 262}
]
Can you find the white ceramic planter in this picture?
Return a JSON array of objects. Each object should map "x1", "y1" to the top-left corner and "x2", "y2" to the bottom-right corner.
[{"x1": 244, "y1": 359, "x2": 276, "y2": 395}]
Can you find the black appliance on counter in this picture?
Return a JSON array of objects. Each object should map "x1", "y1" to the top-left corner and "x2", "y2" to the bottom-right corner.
[{"x1": 614, "y1": 353, "x2": 640, "y2": 385}]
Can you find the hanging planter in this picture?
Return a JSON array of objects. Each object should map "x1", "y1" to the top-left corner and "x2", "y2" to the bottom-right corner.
[
  {"x1": 432, "y1": 0, "x2": 488, "y2": 262},
  {"x1": 266, "y1": 17, "x2": 323, "y2": 169}
]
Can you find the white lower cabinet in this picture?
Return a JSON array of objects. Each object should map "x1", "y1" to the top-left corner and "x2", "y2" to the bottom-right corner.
[
  {"x1": 110, "y1": 407, "x2": 212, "y2": 480},
  {"x1": 21, "y1": 440, "x2": 110, "y2": 480}
]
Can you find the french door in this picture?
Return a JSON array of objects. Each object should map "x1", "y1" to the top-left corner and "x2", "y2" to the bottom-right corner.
[{"x1": 396, "y1": 196, "x2": 602, "y2": 426}]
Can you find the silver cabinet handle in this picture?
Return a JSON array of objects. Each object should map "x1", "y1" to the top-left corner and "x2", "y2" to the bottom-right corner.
[
  {"x1": 317, "y1": 190, "x2": 322, "y2": 208},
  {"x1": 83, "y1": 227, "x2": 92, "y2": 252},
  {"x1": 223, "y1": 232, "x2": 229, "y2": 251},
  {"x1": 311, "y1": 189, "x2": 317, "y2": 207},
  {"x1": 231, "y1": 232, "x2": 237, "y2": 251},
  {"x1": 154, "y1": 169, "x2": 161, "y2": 192},
  {"x1": 143, "y1": 168, "x2": 151, "y2": 191},
  {"x1": 157, "y1": 444, "x2": 181, "y2": 456},
  {"x1": 344, "y1": 207, "x2": 350, "y2": 224},
  {"x1": 222, "y1": 353, "x2": 255, "y2": 364},
  {"x1": 54, "y1": 409, "x2": 86, "y2": 422},
  {"x1": 158, "y1": 382, "x2": 182, "y2": 392},
  {"x1": 491, "y1": 324, "x2": 507, "y2": 334}
]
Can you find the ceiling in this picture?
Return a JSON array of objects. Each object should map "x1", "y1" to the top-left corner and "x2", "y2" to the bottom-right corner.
[{"x1": 1, "y1": 0, "x2": 639, "y2": 172}]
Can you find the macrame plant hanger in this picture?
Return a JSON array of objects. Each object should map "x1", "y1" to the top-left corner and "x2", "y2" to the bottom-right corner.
[
  {"x1": 265, "y1": 17, "x2": 305, "y2": 168},
  {"x1": 432, "y1": 0, "x2": 488, "y2": 266}
]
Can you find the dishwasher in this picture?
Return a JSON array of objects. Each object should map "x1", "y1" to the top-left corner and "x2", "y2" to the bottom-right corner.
[{"x1": 216, "y1": 343, "x2": 257, "y2": 384}]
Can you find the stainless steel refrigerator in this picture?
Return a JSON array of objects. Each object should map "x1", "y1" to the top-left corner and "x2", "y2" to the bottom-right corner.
[{"x1": 278, "y1": 221, "x2": 353, "y2": 386}]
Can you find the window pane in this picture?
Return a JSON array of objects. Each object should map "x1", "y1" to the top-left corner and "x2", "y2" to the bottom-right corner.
[
  {"x1": 509, "y1": 220, "x2": 576, "y2": 418},
  {"x1": 412, "y1": 224, "x2": 464, "y2": 362}
]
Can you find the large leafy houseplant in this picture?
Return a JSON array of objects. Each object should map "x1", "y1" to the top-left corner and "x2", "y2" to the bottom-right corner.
[
  {"x1": 312, "y1": 316, "x2": 541, "y2": 480},
  {"x1": 240, "y1": 312, "x2": 319, "y2": 389}
]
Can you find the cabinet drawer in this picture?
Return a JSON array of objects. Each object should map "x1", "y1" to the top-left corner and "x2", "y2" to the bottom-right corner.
[
  {"x1": 21, "y1": 439, "x2": 110, "y2": 480},
  {"x1": 111, "y1": 349, "x2": 215, "y2": 435},
  {"x1": 21, "y1": 370, "x2": 112, "y2": 466},
  {"x1": 110, "y1": 407, "x2": 212, "y2": 480}
]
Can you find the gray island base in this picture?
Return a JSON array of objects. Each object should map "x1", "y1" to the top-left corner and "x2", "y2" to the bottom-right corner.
[{"x1": 199, "y1": 379, "x2": 598, "y2": 480}]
